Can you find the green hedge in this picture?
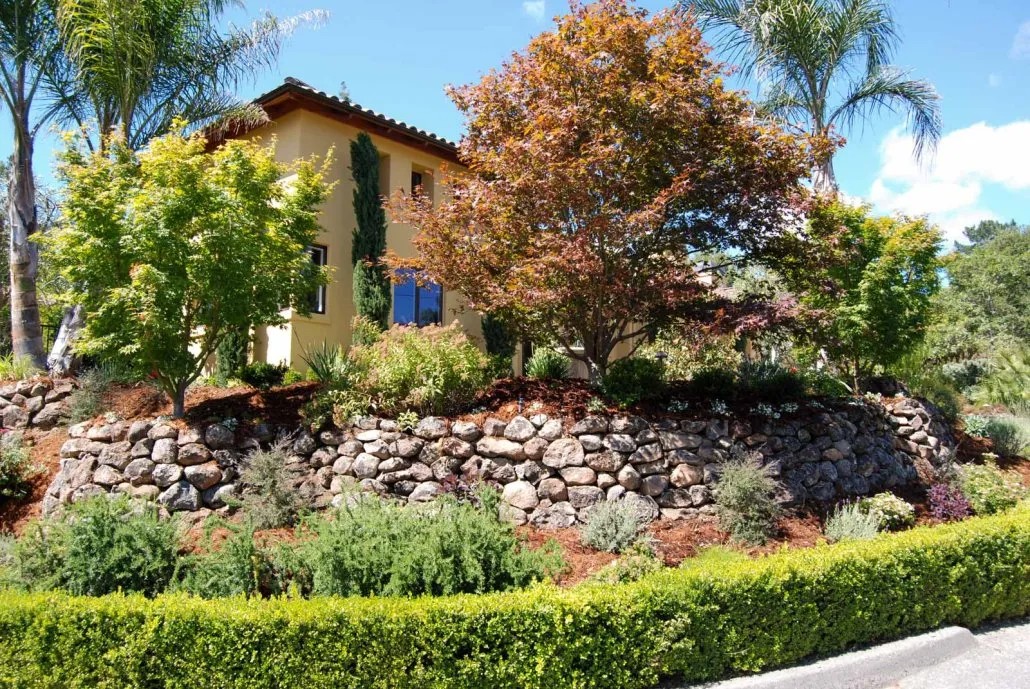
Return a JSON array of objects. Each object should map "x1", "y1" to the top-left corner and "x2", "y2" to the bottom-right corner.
[{"x1": 1, "y1": 510, "x2": 1028, "y2": 688}]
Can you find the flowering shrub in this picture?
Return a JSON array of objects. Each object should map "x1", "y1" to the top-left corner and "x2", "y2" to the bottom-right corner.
[
  {"x1": 927, "y1": 483, "x2": 972, "y2": 522},
  {"x1": 858, "y1": 492, "x2": 916, "y2": 531},
  {"x1": 958, "y1": 462, "x2": 1025, "y2": 515}
]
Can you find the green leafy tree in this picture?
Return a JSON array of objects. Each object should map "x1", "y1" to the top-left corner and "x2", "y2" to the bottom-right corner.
[
  {"x1": 350, "y1": 132, "x2": 390, "y2": 329},
  {"x1": 43, "y1": 127, "x2": 332, "y2": 416},
  {"x1": 782, "y1": 201, "x2": 941, "y2": 388},
  {"x1": 688, "y1": 0, "x2": 940, "y2": 192},
  {"x1": 926, "y1": 222, "x2": 1028, "y2": 361}
]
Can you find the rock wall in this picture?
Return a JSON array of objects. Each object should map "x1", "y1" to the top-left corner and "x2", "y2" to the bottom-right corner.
[
  {"x1": 0, "y1": 378, "x2": 75, "y2": 430},
  {"x1": 44, "y1": 397, "x2": 954, "y2": 525}
]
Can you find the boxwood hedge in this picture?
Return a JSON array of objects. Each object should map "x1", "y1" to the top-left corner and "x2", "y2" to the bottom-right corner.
[{"x1": 1, "y1": 509, "x2": 1028, "y2": 689}]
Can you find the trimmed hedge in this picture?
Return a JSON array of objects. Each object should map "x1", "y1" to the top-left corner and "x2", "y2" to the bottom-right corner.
[{"x1": 1, "y1": 510, "x2": 1028, "y2": 688}]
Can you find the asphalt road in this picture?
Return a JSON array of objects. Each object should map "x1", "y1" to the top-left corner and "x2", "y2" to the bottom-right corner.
[{"x1": 886, "y1": 620, "x2": 1030, "y2": 689}]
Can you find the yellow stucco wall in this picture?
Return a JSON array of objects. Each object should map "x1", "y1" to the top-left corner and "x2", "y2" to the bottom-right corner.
[{"x1": 241, "y1": 108, "x2": 483, "y2": 372}]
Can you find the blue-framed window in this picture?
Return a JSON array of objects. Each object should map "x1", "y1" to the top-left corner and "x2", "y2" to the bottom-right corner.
[{"x1": 393, "y1": 271, "x2": 442, "y2": 326}]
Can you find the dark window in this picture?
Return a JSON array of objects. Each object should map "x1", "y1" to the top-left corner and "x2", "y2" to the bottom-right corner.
[
  {"x1": 411, "y1": 170, "x2": 423, "y2": 196},
  {"x1": 393, "y1": 270, "x2": 442, "y2": 326},
  {"x1": 308, "y1": 245, "x2": 327, "y2": 314}
]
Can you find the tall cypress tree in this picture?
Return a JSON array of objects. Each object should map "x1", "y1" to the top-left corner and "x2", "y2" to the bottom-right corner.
[{"x1": 350, "y1": 133, "x2": 391, "y2": 328}]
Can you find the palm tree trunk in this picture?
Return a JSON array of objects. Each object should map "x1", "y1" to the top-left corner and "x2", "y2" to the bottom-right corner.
[
  {"x1": 7, "y1": 103, "x2": 46, "y2": 369},
  {"x1": 812, "y1": 153, "x2": 838, "y2": 195}
]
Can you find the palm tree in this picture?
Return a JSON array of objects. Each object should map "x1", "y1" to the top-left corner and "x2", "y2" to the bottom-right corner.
[
  {"x1": 45, "y1": 0, "x2": 326, "y2": 370},
  {"x1": 685, "y1": 0, "x2": 941, "y2": 192},
  {"x1": 0, "y1": 0, "x2": 69, "y2": 367}
]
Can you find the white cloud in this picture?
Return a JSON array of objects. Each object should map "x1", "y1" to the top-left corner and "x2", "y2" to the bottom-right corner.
[
  {"x1": 988, "y1": 73, "x2": 1002, "y2": 87},
  {"x1": 1012, "y1": 21, "x2": 1030, "y2": 59},
  {"x1": 867, "y1": 121, "x2": 1030, "y2": 246},
  {"x1": 522, "y1": 0, "x2": 546, "y2": 21}
]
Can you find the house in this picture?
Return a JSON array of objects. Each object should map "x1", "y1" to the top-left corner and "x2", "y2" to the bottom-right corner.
[{"x1": 214, "y1": 77, "x2": 483, "y2": 372}]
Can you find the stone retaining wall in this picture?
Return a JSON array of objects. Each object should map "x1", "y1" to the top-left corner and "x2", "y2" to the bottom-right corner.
[
  {"x1": 44, "y1": 396, "x2": 954, "y2": 526},
  {"x1": 0, "y1": 378, "x2": 75, "y2": 430}
]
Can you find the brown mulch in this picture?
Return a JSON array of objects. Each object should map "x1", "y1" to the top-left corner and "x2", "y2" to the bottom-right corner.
[
  {"x1": 98, "y1": 381, "x2": 321, "y2": 428},
  {"x1": 0, "y1": 427, "x2": 68, "y2": 534},
  {"x1": 466, "y1": 378, "x2": 601, "y2": 423}
]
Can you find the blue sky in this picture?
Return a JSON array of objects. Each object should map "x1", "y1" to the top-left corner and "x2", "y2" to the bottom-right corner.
[{"x1": 10, "y1": 1, "x2": 1030, "y2": 245}]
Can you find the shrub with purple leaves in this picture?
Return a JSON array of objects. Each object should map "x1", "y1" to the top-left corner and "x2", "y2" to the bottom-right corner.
[{"x1": 928, "y1": 483, "x2": 972, "y2": 522}]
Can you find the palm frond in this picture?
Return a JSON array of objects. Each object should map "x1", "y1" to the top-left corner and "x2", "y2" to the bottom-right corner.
[{"x1": 828, "y1": 66, "x2": 941, "y2": 163}]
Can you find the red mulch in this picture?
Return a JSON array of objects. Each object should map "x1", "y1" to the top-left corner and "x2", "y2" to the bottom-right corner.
[{"x1": 0, "y1": 427, "x2": 68, "y2": 534}]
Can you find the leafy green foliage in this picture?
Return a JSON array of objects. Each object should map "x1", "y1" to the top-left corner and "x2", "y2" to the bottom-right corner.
[
  {"x1": 962, "y1": 415, "x2": 991, "y2": 438},
  {"x1": 684, "y1": 368, "x2": 737, "y2": 399},
  {"x1": 300, "y1": 342, "x2": 354, "y2": 386},
  {"x1": 2, "y1": 512, "x2": 1028, "y2": 687},
  {"x1": 858, "y1": 492, "x2": 916, "y2": 531},
  {"x1": 580, "y1": 499, "x2": 648, "y2": 553},
  {"x1": 9, "y1": 496, "x2": 179, "y2": 597},
  {"x1": 343, "y1": 323, "x2": 490, "y2": 416},
  {"x1": 238, "y1": 362, "x2": 289, "y2": 390},
  {"x1": 958, "y1": 463, "x2": 1025, "y2": 515},
  {"x1": 482, "y1": 313, "x2": 516, "y2": 379},
  {"x1": 214, "y1": 326, "x2": 250, "y2": 385},
  {"x1": 351, "y1": 132, "x2": 391, "y2": 328},
  {"x1": 926, "y1": 223, "x2": 1028, "y2": 361},
  {"x1": 173, "y1": 521, "x2": 280, "y2": 599},
  {"x1": 781, "y1": 202, "x2": 941, "y2": 388},
  {"x1": 636, "y1": 329, "x2": 741, "y2": 382},
  {"x1": 288, "y1": 494, "x2": 562, "y2": 597},
  {"x1": 972, "y1": 348, "x2": 1030, "y2": 415},
  {"x1": 714, "y1": 454, "x2": 782, "y2": 544},
  {"x1": 0, "y1": 354, "x2": 41, "y2": 381},
  {"x1": 350, "y1": 315, "x2": 382, "y2": 347},
  {"x1": 941, "y1": 359, "x2": 992, "y2": 394},
  {"x1": 984, "y1": 418, "x2": 1027, "y2": 457},
  {"x1": 43, "y1": 127, "x2": 331, "y2": 416},
  {"x1": 601, "y1": 357, "x2": 665, "y2": 408},
  {"x1": 0, "y1": 433, "x2": 36, "y2": 501},
  {"x1": 238, "y1": 440, "x2": 306, "y2": 529},
  {"x1": 824, "y1": 502, "x2": 879, "y2": 542},
  {"x1": 526, "y1": 348, "x2": 571, "y2": 380}
]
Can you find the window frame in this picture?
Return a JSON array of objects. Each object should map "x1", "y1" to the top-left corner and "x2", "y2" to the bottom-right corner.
[
  {"x1": 393, "y1": 270, "x2": 443, "y2": 327},
  {"x1": 308, "y1": 244, "x2": 328, "y2": 315}
]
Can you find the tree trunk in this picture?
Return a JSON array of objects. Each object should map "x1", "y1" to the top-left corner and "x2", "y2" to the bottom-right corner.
[
  {"x1": 8, "y1": 113, "x2": 46, "y2": 369},
  {"x1": 812, "y1": 153, "x2": 838, "y2": 196},
  {"x1": 48, "y1": 305, "x2": 84, "y2": 375},
  {"x1": 172, "y1": 382, "x2": 187, "y2": 418}
]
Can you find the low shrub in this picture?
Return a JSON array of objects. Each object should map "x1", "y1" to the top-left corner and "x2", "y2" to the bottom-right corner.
[
  {"x1": 286, "y1": 493, "x2": 562, "y2": 597},
  {"x1": 601, "y1": 357, "x2": 665, "y2": 408},
  {"x1": 972, "y1": 348, "x2": 1029, "y2": 415},
  {"x1": 941, "y1": 358, "x2": 992, "y2": 393},
  {"x1": 526, "y1": 347, "x2": 571, "y2": 380},
  {"x1": 239, "y1": 361, "x2": 289, "y2": 389},
  {"x1": 350, "y1": 314, "x2": 382, "y2": 347},
  {"x1": 737, "y1": 362, "x2": 806, "y2": 401},
  {"x1": 350, "y1": 323, "x2": 490, "y2": 415},
  {"x1": 858, "y1": 492, "x2": 916, "y2": 531},
  {"x1": 586, "y1": 540, "x2": 663, "y2": 583},
  {"x1": 958, "y1": 462, "x2": 1025, "y2": 515},
  {"x1": 983, "y1": 417, "x2": 1028, "y2": 457},
  {"x1": 684, "y1": 368, "x2": 738, "y2": 400},
  {"x1": 67, "y1": 360, "x2": 135, "y2": 423},
  {"x1": 962, "y1": 414, "x2": 991, "y2": 438},
  {"x1": 824, "y1": 501, "x2": 880, "y2": 542},
  {"x1": 1, "y1": 512, "x2": 1027, "y2": 688},
  {"x1": 713, "y1": 453, "x2": 782, "y2": 545},
  {"x1": 0, "y1": 433, "x2": 36, "y2": 501},
  {"x1": 927, "y1": 483, "x2": 972, "y2": 522},
  {"x1": 9, "y1": 496, "x2": 179, "y2": 597},
  {"x1": 237, "y1": 440, "x2": 306, "y2": 529},
  {"x1": 172, "y1": 521, "x2": 280, "y2": 599},
  {"x1": 580, "y1": 499, "x2": 648, "y2": 553}
]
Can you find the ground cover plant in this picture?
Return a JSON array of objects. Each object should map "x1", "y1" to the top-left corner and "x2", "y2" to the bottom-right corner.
[
  {"x1": 858, "y1": 492, "x2": 916, "y2": 531},
  {"x1": 958, "y1": 462, "x2": 1025, "y2": 515},
  {"x1": 0, "y1": 510, "x2": 1026, "y2": 688},
  {"x1": 0, "y1": 433, "x2": 36, "y2": 502},
  {"x1": 824, "y1": 501, "x2": 880, "y2": 543}
]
